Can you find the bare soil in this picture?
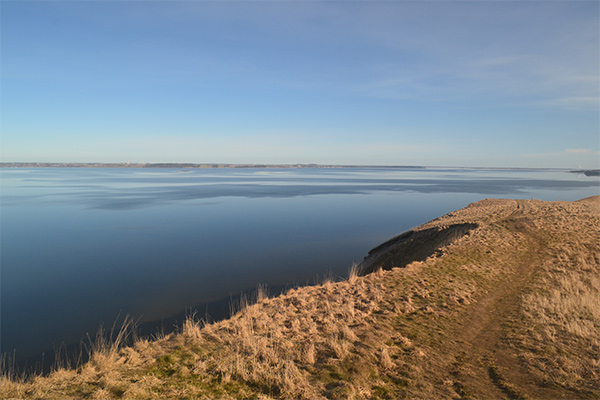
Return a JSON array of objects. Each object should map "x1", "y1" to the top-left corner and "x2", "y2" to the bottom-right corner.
[{"x1": 446, "y1": 200, "x2": 560, "y2": 399}]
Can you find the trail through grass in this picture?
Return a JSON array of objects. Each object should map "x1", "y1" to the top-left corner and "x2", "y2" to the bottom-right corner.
[{"x1": 2, "y1": 196, "x2": 598, "y2": 399}]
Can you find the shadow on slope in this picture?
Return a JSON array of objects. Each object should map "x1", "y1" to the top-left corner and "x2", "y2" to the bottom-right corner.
[{"x1": 359, "y1": 223, "x2": 478, "y2": 275}]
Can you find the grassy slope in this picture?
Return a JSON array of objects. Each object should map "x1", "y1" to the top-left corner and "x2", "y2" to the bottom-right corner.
[{"x1": 2, "y1": 197, "x2": 599, "y2": 399}]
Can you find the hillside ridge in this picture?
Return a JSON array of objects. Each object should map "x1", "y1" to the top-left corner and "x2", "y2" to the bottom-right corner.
[{"x1": 2, "y1": 196, "x2": 598, "y2": 399}]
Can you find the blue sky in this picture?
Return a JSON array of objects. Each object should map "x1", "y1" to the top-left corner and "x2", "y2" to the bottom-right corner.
[{"x1": 1, "y1": 1, "x2": 598, "y2": 168}]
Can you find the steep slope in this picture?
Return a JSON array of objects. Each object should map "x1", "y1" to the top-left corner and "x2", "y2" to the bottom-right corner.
[{"x1": 2, "y1": 197, "x2": 598, "y2": 399}]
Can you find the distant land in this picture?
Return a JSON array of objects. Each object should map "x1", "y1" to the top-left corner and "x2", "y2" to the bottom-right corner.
[
  {"x1": 0, "y1": 162, "x2": 425, "y2": 169},
  {"x1": 571, "y1": 169, "x2": 600, "y2": 176},
  {"x1": 2, "y1": 162, "x2": 596, "y2": 173}
]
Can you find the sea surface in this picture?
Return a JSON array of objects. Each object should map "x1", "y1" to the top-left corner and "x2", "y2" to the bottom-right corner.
[{"x1": 1, "y1": 167, "x2": 598, "y2": 366}]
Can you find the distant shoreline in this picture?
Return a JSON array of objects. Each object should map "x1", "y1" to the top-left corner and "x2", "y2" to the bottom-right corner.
[
  {"x1": 0, "y1": 162, "x2": 424, "y2": 169},
  {"x1": 571, "y1": 169, "x2": 600, "y2": 176},
  {"x1": 0, "y1": 162, "x2": 588, "y2": 172}
]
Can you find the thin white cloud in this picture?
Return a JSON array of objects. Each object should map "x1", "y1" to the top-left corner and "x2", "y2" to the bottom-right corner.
[
  {"x1": 527, "y1": 149, "x2": 599, "y2": 156},
  {"x1": 565, "y1": 149, "x2": 595, "y2": 154},
  {"x1": 349, "y1": 3, "x2": 599, "y2": 110},
  {"x1": 539, "y1": 97, "x2": 599, "y2": 110},
  {"x1": 519, "y1": 148, "x2": 599, "y2": 168}
]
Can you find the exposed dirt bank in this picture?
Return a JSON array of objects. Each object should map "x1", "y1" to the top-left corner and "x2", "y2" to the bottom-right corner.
[
  {"x1": 2, "y1": 196, "x2": 598, "y2": 399},
  {"x1": 358, "y1": 222, "x2": 479, "y2": 274}
]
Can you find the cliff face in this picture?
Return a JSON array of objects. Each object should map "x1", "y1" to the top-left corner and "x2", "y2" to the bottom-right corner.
[
  {"x1": 358, "y1": 222, "x2": 479, "y2": 275},
  {"x1": 2, "y1": 197, "x2": 599, "y2": 399}
]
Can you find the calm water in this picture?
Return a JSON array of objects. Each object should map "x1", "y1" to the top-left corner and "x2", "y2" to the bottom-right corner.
[{"x1": 1, "y1": 167, "x2": 598, "y2": 364}]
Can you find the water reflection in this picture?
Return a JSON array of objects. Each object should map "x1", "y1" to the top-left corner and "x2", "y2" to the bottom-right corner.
[
  {"x1": 0, "y1": 167, "x2": 598, "y2": 367},
  {"x1": 2, "y1": 168, "x2": 597, "y2": 210}
]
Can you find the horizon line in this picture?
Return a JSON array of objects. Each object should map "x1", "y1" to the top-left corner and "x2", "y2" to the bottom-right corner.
[{"x1": 0, "y1": 161, "x2": 590, "y2": 171}]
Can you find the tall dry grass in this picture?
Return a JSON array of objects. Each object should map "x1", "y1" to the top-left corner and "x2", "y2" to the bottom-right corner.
[
  {"x1": 1, "y1": 197, "x2": 598, "y2": 399},
  {"x1": 520, "y1": 235, "x2": 600, "y2": 392},
  {"x1": 508, "y1": 199, "x2": 600, "y2": 395}
]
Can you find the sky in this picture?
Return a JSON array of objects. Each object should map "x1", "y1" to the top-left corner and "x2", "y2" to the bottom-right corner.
[{"x1": 1, "y1": 1, "x2": 599, "y2": 168}]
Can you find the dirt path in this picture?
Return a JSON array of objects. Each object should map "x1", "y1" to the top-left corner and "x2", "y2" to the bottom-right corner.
[
  {"x1": 446, "y1": 200, "x2": 565, "y2": 399},
  {"x1": 3, "y1": 197, "x2": 597, "y2": 399}
]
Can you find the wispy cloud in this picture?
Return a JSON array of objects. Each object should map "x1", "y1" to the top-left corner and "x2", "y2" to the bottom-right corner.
[
  {"x1": 350, "y1": 3, "x2": 599, "y2": 110},
  {"x1": 565, "y1": 148, "x2": 596, "y2": 154},
  {"x1": 540, "y1": 97, "x2": 599, "y2": 110}
]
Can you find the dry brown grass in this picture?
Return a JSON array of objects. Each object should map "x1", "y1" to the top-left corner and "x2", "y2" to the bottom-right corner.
[
  {"x1": 1, "y1": 196, "x2": 598, "y2": 399},
  {"x1": 516, "y1": 201, "x2": 600, "y2": 395}
]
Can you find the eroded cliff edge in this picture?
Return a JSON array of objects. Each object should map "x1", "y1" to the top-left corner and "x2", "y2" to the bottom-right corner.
[{"x1": 3, "y1": 197, "x2": 599, "y2": 399}]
